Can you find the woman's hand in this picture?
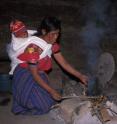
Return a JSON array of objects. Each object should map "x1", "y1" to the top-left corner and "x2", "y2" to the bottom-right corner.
[
  {"x1": 79, "y1": 74, "x2": 89, "y2": 86},
  {"x1": 50, "y1": 90, "x2": 62, "y2": 101}
]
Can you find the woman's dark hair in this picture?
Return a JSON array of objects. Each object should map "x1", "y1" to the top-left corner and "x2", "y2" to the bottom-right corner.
[{"x1": 35, "y1": 16, "x2": 61, "y2": 36}]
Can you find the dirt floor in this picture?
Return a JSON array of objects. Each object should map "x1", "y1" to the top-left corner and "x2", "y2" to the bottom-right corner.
[{"x1": 0, "y1": 93, "x2": 65, "y2": 124}]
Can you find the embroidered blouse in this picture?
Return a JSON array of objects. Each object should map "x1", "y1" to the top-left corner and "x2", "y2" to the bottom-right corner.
[{"x1": 18, "y1": 43, "x2": 60, "y2": 71}]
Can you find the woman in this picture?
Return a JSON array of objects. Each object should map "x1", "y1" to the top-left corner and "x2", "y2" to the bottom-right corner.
[{"x1": 9, "y1": 17, "x2": 88, "y2": 115}]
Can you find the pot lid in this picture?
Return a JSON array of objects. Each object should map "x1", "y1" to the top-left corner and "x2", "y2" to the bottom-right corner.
[{"x1": 96, "y1": 52, "x2": 115, "y2": 88}]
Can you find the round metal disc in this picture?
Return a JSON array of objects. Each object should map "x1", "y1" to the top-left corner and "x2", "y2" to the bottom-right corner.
[{"x1": 96, "y1": 52, "x2": 115, "y2": 87}]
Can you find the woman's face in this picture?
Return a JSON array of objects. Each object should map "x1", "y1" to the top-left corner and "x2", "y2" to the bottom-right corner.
[{"x1": 46, "y1": 30, "x2": 60, "y2": 44}]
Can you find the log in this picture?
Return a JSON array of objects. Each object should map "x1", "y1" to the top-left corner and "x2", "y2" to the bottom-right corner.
[{"x1": 100, "y1": 107, "x2": 112, "y2": 122}]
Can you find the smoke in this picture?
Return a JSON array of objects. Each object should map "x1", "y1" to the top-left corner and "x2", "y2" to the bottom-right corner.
[
  {"x1": 80, "y1": 21, "x2": 105, "y2": 75},
  {"x1": 80, "y1": 0, "x2": 111, "y2": 75}
]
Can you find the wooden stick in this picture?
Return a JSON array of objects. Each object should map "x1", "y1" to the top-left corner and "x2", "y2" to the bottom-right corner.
[{"x1": 100, "y1": 107, "x2": 112, "y2": 122}]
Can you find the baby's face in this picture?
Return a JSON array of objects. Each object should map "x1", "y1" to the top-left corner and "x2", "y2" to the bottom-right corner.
[{"x1": 15, "y1": 31, "x2": 28, "y2": 38}]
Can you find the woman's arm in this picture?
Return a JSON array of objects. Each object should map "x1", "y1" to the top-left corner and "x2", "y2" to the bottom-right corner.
[
  {"x1": 53, "y1": 52, "x2": 88, "y2": 85},
  {"x1": 28, "y1": 65, "x2": 61, "y2": 100},
  {"x1": 21, "y1": 43, "x2": 61, "y2": 100}
]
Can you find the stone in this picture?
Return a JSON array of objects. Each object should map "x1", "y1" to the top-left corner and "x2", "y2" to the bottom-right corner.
[{"x1": 58, "y1": 98, "x2": 90, "y2": 124}]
